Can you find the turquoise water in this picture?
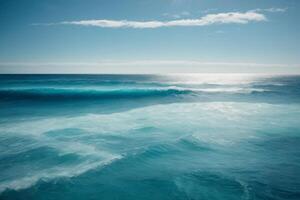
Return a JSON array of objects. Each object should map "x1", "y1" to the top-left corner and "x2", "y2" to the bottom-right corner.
[{"x1": 0, "y1": 74, "x2": 300, "y2": 200}]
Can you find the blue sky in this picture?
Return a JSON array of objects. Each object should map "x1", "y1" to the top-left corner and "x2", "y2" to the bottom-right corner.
[{"x1": 0, "y1": 0, "x2": 299, "y2": 73}]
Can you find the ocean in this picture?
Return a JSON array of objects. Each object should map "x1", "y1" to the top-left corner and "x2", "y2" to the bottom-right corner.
[{"x1": 0, "y1": 74, "x2": 300, "y2": 200}]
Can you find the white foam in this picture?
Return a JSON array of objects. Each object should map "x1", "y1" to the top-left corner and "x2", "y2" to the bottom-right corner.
[
  {"x1": 1, "y1": 101, "x2": 299, "y2": 193},
  {"x1": 1, "y1": 102, "x2": 298, "y2": 138},
  {"x1": 0, "y1": 154, "x2": 121, "y2": 193},
  {"x1": 167, "y1": 86, "x2": 267, "y2": 94}
]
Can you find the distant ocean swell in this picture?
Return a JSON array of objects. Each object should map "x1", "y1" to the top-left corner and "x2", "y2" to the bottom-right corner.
[{"x1": 0, "y1": 87, "x2": 277, "y2": 101}]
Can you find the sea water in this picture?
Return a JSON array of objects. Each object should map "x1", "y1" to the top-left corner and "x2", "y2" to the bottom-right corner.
[{"x1": 0, "y1": 74, "x2": 299, "y2": 200}]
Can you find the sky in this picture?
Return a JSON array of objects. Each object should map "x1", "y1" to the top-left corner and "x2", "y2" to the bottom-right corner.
[{"x1": 0, "y1": 0, "x2": 299, "y2": 74}]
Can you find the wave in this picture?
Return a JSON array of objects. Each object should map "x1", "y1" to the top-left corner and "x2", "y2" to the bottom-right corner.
[
  {"x1": 0, "y1": 86, "x2": 269, "y2": 101},
  {"x1": 0, "y1": 87, "x2": 191, "y2": 100}
]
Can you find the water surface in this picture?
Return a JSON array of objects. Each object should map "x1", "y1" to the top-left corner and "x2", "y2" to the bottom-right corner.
[{"x1": 0, "y1": 74, "x2": 300, "y2": 200}]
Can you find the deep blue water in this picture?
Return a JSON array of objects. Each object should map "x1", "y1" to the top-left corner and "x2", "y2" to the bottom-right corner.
[{"x1": 0, "y1": 74, "x2": 300, "y2": 200}]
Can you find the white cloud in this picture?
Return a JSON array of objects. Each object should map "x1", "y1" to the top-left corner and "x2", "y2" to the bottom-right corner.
[
  {"x1": 163, "y1": 11, "x2": 190, "y2": 19},
  {"x1": 265, "y1": 7, "x2": 287, "y2": 12},
  {"x1": 251, "y1": 7, "x2": 287, "y2": 13},
  {"x1": 57, "y1": 10, "x2": 266, "y2": 29}
]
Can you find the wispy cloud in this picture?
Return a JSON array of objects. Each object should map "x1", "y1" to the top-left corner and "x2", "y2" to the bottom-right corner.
[
  {"x1": 163, "y1": 11, "x2": 190, "y2": 19},
  {"x1": 39, "y1": 10, "x2": 267, "y2": 29},
  {"x1": 251, "y1": 7, "x2": 288, "y2": 13}
]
